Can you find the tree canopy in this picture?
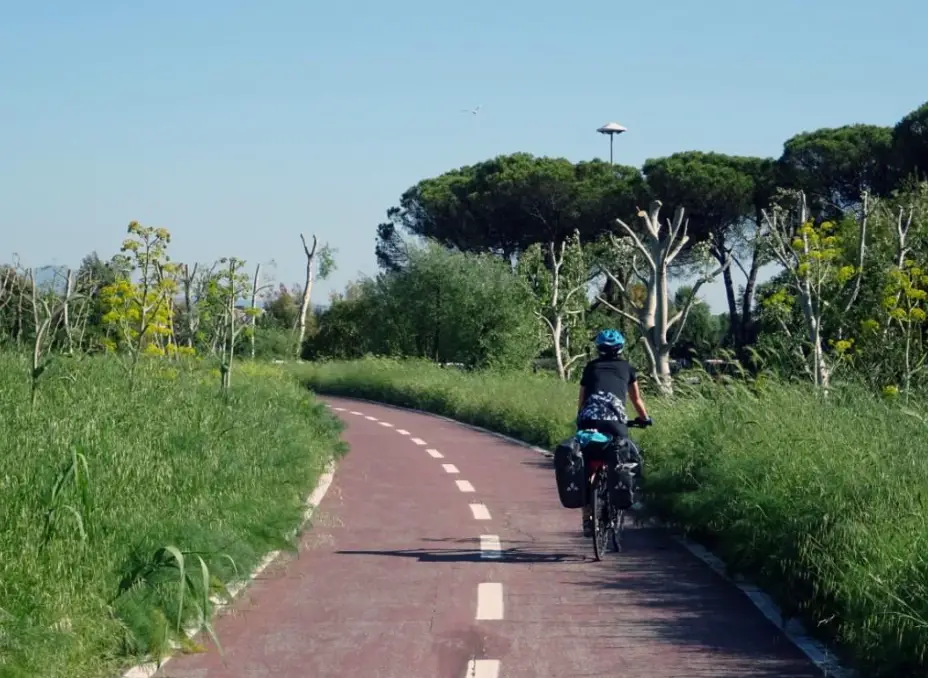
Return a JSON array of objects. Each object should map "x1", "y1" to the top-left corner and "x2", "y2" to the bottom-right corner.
[
  {"x1": 777, "y1": 124, "x2": 894, "y2": 215},
  {"x1": 306, "y1": 243, "x2": 541, "y2": 369},
  {"x1": 374, "y1": 153, "x2": 646, "y2": 269},
  {"x1": 892, "y1": 102, "x2": 928, "y2": 182}
]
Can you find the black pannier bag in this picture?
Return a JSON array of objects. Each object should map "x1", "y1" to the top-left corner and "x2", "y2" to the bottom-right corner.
[
  {"x1": 607, "y1": 439, "x2": 637, "y2": 510},
  {"x1": 554, "y1": 437, "x2": 587, "y2": 509}
]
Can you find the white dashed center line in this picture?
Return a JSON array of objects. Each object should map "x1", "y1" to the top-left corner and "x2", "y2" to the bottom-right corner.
[
  {"x1": 469, "y1": 503, "x2": 491, "y2": 520},
  {"x1": 476, "y1": 583, "x2": 504, "y2": 620},
  {"x1": 464, "y1": 660, "x2": 500, "y2": 678},
  {"x1": 479, "y1": 535, "x2": 502, "y2": 559},
  {"x1": 329, "y1": 402, "x2": 504, "y2": 678}
]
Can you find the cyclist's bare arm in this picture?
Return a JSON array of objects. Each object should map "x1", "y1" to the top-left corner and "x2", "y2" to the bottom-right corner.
[
  {"x1": 577, "y1": 386, "x2": 586, "y2": 412},
  {"x1": 629, "y1": 381, "x2": 649, "y2": 420}
]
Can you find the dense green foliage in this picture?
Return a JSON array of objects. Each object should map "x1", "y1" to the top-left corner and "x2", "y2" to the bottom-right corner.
[
  {"x1": 299, "y1": 357, "x2": 928, "y2": 678},
  {"x1": 0, "y1": 355, "x2": 343, "y2": 677},
  {"x1": 304, "y1": 244, "x2": 542, "y2": 369}
]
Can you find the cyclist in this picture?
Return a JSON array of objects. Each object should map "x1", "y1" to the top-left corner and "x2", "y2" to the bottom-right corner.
[{"x1": 576, "y1": 328, "x2": 652, "y2": 537}]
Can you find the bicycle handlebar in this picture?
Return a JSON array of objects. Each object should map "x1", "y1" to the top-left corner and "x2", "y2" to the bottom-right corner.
[{"x1": 626, "y1": 417, "x2": 653, "y2": 429}]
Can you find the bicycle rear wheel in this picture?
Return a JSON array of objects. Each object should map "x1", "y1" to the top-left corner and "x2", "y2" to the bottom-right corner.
[
  {"x1": 611, "y1": 509, "x2": 623, "y2": 552},
  {"x1": 591, "y1": 473, "x2": 609, "y2": 561}
]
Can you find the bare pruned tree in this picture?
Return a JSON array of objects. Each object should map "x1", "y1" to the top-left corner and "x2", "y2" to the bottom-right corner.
[{"x1": 598, "y1": 200, "x2": 730, "y2": 394}]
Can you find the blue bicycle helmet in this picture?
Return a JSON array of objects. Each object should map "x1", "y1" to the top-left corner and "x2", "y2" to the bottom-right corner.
[{"x1": 594, "y1": 328, "x2": 626, "y2": 353}]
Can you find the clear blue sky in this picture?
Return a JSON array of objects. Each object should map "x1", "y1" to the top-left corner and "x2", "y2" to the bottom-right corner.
[{"x1": 2, "y1": 0, "x2": 925, "y2": 312}]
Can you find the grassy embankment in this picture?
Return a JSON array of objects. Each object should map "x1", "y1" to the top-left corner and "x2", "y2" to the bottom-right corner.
[
  {"x1": 0, "y1": 353, "x2": 343, "y2": 678},
  {"x1": 298, "y1": 357, "x2": 928, "y2": 678}
]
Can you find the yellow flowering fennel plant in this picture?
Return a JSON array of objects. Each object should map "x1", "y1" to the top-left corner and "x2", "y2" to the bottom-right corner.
[
  {"x1": 100, "y1": 222, "x2": 188, "y2": 375},
  {"x1": 861, "y1": 258, "x2": 928, "y2": 398},
  {"x1": 763, "y1": 200, "x2": 860, "y2": 388}
]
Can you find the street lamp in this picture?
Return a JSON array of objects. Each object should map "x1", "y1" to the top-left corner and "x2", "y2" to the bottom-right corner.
[{"x1": 596, "y1": 122, "x2": 627, "y2": 165}]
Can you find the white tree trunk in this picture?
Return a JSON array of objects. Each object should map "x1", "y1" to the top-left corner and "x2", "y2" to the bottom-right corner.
[
  {"x1": 524, "y1": 234, "x2": 588, "y2": 381},
  {"x1": 762, "y1": 191, "x2": 837, "y2": 391},
  {"x1": 296, "y1": 233, "x2": 318, "y2": 356},
  {"x1": 63, "y1": 269, "x2": 74, "y2": 354},
  {"x1": 250, "y1": 263, "x2": 261, "y2": 359},
  {"x1": 551, "y1": 314, "x2": 566, "y2": 379},
  {"x1": 182, "y1": 263, "x2": 199, "y2": 348}
]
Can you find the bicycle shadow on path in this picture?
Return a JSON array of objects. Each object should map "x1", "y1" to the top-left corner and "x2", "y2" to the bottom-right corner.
[
  {"x1": 336, "y1": 528, "x2": 820, "y2": 677},
  {"x1": 336, "y1": 535, "x2": 589, "y2": 564}
]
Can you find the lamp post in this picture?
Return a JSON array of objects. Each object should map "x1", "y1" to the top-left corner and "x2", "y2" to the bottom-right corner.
[{"x1": 596, "y1": 122, "x2": 627, "y2": 165}]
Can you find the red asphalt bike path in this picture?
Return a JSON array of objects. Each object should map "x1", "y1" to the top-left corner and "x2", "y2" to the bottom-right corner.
[{"x1": 157, "y1": 396, "x2": 821, "y2": 678}]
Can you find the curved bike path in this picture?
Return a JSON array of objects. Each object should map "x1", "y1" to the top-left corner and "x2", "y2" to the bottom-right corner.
[{"x1": 156, "y1": 396, "x2": 821, "y2": 678}]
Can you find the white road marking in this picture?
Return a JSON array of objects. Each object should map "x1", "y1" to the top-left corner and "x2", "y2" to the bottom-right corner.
[
  {"x1": 411, "y1": 437, "x2": 427, "y2": 445},
  {"x1": 442, "y1": 463, "x2": 460, "y2": 474},
  {"x1": 464, "y1": 659, "x2": 501, "y2": 678},
  {"x1": 365, "y1": 415, "x2": 377, "y2": 421},
  {"x1": 456, "y1": 480, "x2": 475, "y2": 493},
  {"x1": 480, "y1": 535, "x2": 502, "y2": 559},
  {"x1": 333, "y1": 407, "x2": 346, "y2": 412},
  {"x1": 379, "y1": 422, "x2": 393, "y2": 427},
  {"x1": 349, "y1": 411, "x2": 363, "y2": 416},
  {"x1": 396, "y1": 429, "x2": 410, "y2": 435},
  {"x1": 426, "y1": 448, "x2": 444, "y2": 458},
  {"x1": 469, "y1": 503, "x2": 491, "y2": 520},
  {"x1": 476, "y1": 583, "x2": 504, "y2": 620}
]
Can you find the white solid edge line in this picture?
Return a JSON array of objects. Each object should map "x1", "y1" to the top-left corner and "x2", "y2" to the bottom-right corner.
[
  {"x1": 480, "y1": 535, "x2": 501, "y2": 559},
  {"x1": 465, "y1": 659, "x2": 501, "y2": 678},
  {"x1": 411, "y1": 437, "x2": 427, "y2": 445},
  {"x1": 364, "y1": 415, "x2": 378, "y2": 421},
  {"x1": 321, "y1": 396, "x2": 853, "y2": 678},
  {"x1": 442, "y1": 463, "x2": 460, "y2": 474},
  {"x1": 672, "y1": 536, "x2": 854, "y2": 677},
  {"x1": 396, "y1": 429, "x2": 410, "y2": 435},
  {"x1": 120, "y1": 460, "x2": 338, "y2": 678},
  {"x1": 476, "y1": 583, "x2": 504, "y2": 620},
  {"x1": 379, "y1": 421, "x2": 393, "y2": 427},
  {"x1": 469, "y1": 503, "x2": 491, "y2": 520},
  {"x1": 456, "y1": 480, "x2": 475, "y2": 492},
  {"x1": 426, "y1": 448, "x2": 444, "y2": 458}
]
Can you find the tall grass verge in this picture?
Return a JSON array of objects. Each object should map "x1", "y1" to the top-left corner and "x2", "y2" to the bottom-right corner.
[
  {"x1": 0, "y1": 353, "x2": 344, "y2": 678},
  {"x1": 298, "y1": 357, "x2": 928, "y2": 678}
]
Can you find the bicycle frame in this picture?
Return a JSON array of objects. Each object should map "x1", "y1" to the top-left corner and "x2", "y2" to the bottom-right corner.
[
  {"x1": 584, "y1": 449, "x2": 639, "y2": 561},
  {"x1": 575, "y1": 418, "x2": 650, "y2": 561}
]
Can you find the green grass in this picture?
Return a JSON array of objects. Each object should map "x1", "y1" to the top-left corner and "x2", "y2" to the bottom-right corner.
[
  {"x1": 298, "y1": 357, "x2": 928, "y2": 678},
  {"x1": 0, "y1": 353, "x2": 344, "y2": 678}
]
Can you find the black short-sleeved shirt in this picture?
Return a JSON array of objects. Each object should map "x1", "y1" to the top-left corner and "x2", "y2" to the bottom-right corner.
[{"x1": 580, "y1": 357, "x2": 637, "y2": 404}]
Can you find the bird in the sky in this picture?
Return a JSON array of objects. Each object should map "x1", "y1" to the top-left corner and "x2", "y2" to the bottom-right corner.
[{"x1": 461, "y1": 105, "x2": 481, "y2": 115}]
